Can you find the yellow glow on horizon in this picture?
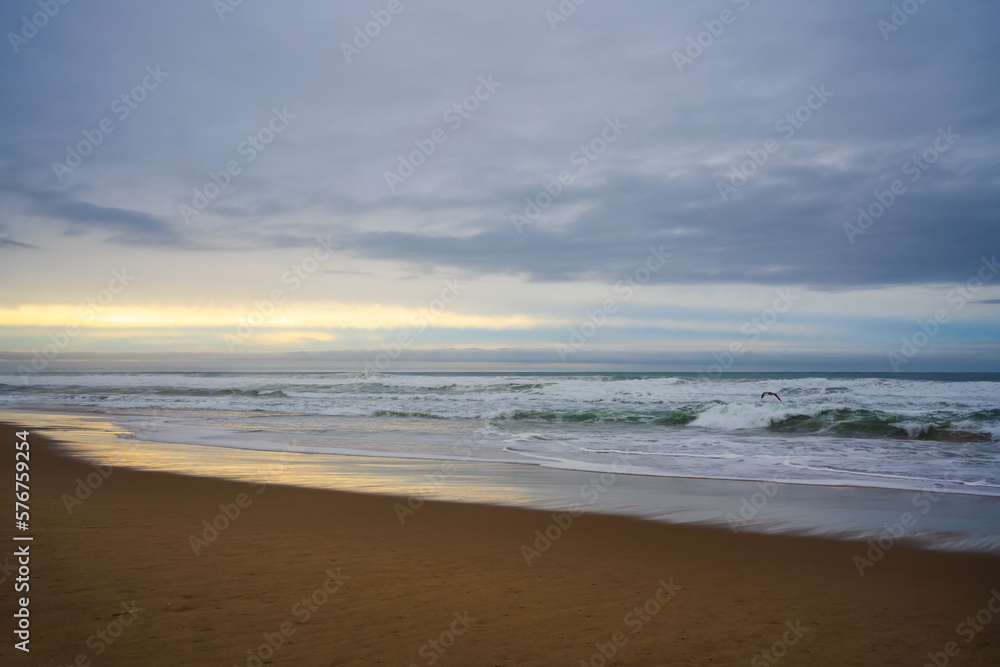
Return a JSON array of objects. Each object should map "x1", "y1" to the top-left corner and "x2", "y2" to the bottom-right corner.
[
  {"x1": 252, "y1": 331, "x2": 339, "y2": 345},
  {"x1": 0, "y1": 303, "x2": 550, "y2": 331}
]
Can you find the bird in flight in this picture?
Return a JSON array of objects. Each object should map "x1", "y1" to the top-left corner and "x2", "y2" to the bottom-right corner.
[{"x1": 761, "y1": 392, "x2": 782, "y2": 402}]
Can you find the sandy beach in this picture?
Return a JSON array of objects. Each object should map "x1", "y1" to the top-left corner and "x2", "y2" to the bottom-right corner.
[
  {"x1": 2, "y1": 421, "x2": 1000, "y2": 666},
  {"x1": 4, "y1": 0, "x2": 999, "y2": 663}
]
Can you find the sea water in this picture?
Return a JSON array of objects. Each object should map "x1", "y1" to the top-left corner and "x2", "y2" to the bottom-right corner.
[{"x1": 3, "y1": 371, "x2": 999, "y2": 496}]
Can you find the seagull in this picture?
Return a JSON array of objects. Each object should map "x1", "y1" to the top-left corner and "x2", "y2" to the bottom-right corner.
[{"x1": 761, "y1": 392, "x2": 782, "y2": 402}]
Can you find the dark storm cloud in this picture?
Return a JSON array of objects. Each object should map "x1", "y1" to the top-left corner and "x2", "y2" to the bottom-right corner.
[
  {"x1": 0, "y1": 228, "x2": 36, "y2": 249},
  {"x1": 0, "y1": 181, "x2": 188, "y2": 247},
  {"x1": 345, "y1": 162, "x2": 1000, "y2": 289},
  {"x1": 37, "y1": 197, "x2": 183, "y2": 246},
  {"x1": 1, "y1": 0, "x2": 998, "y2": 288}
]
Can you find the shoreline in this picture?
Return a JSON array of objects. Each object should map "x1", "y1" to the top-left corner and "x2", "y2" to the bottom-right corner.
[
  {"x1": 6, "y1": 409, "x2": 1000, "y2": 555},
  {"x1": 11, "y1": 402, "x2": 1000, "y2": 499},
  {"x1": 3, "y1": 421, "x2": 1000, "y2": 664}
]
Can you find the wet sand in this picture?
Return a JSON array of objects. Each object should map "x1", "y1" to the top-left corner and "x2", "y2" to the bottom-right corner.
[{"x1": 2, "y1": 422, "x2": 999, "y2": 666}]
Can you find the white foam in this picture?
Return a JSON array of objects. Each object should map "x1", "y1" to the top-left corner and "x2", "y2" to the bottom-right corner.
[{"x1": 4, "y1": 372, "x2": 1000, "y2": 497}]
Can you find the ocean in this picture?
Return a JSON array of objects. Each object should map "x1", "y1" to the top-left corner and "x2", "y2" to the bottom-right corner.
[{"x1": 3, "y1": 371, "x2": 999, "y2": 497}]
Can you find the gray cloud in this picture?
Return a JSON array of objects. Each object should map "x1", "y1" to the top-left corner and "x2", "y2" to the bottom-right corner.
[
  {"x1": 1, "y1": 347, "x2": 997, "y2": 374},
  {"x1": 0, "y1": 0, "x2": 997, "y2": 290},
  {"x1": 0, "y1": 182, "x2": 189, "y2": 247},
  {"x1": 0, "y1": 229, "x2": 37, "y2": 249}
]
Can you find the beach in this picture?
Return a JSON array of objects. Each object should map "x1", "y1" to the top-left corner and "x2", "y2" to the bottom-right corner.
[
  {"x1": 3, "y1": 421, "x2": 1000, "y2": 666},
  {"x1": 3, "y1": 0, "x2": 997, "y2": 660},
  {"x1": 4, "y1": 0, "x2": 999, "y2": 663}
]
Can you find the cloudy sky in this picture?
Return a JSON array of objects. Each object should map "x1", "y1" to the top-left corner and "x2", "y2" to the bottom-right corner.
[{"x1": 1, "y1": 0, "x2": 998, "y2": 372}]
